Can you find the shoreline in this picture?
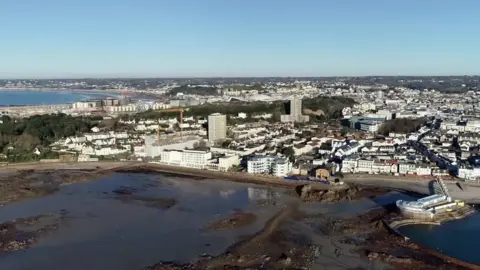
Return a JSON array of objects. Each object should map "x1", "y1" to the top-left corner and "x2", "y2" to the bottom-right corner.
[
  {"x1": 0, "y1": 87, "x2": 123, "y2": 92},
  {"x1": 0, "y1": 89, "x2": 123, "y2": 107},
  {"x1": 4, "y1": 161, "x2": 480, "y2": 202},
  {"x1": 1, "y1": 162, "x2": 478, "y2": 269},
  {"x1": 320, "y1": 206, "x2": 476, "y2": 269}
]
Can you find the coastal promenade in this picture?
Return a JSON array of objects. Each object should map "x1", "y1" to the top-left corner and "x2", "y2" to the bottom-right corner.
[
  {"x1": 3, "y1": 161, "x2": 480, "y2": 203},
  {"x1": 344, "y1": 174, "x2": 480, "y2": 204}
]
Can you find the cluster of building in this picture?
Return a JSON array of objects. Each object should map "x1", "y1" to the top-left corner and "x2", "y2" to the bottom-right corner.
[
  {"x1": 51, "y1": 129, "x2": 140, "y2": 159},
  {"x1": 7, "y1": 77, "x2": 480, "y2": 184}
]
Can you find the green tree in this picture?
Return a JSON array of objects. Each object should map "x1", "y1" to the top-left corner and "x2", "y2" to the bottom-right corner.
[{"x1": 282, "y1": 147, "x2": 295, "y2": 162}]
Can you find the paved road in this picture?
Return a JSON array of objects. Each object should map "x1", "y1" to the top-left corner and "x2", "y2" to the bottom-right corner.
[{"x1": 345, "y1": 175, "x2": 480, "y2": 204}]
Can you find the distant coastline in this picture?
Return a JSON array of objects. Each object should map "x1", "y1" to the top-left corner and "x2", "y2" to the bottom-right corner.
[
  {"x1": 0, "y1": 87, "x2": 122, "y2": 93},
  {"x1": 0, "y1": 89, "x2": 122, "y2": 107}
]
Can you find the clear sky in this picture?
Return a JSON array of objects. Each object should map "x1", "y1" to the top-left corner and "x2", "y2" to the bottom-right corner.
[{"x1": 0, "y1": 0, "x2": 479, "y2": 78}]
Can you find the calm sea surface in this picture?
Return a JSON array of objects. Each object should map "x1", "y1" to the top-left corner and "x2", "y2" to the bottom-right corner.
[
  {"x1": 398, "y1": 212, "x2": 480, "y2": 265},
  {"x1": 0, "y1": 173, "x2": 396, "y2": 270},
  {"x1": 0, "y1": 90, "x2": 118, "y2": 106},
  {"x1": 0, "y1": 173, "x2": 293, "y2": 270}
]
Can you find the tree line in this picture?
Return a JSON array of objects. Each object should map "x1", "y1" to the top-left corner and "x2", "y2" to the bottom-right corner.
[
  {"x1": 378, "y1": 118, "x2": 427, "y2": 136},
  {"x1": 135, "y1": 96, "x2": 356, "y2": 122},
  {"x1": 0, "y1": 114, "x2": 99, "y2": 161}
]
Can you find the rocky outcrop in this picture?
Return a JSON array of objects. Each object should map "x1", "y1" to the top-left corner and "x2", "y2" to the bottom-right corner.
[
  {"x1": 367, "y1": 252, "x2": 414, "y2": 265},
  {"x1": 296, "y1": 185, "x2": 361, "y2": 203}
]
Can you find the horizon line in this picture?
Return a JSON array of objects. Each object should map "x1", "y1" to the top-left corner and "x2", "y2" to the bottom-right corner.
[{"x1": 1, "y1": 74, "x2": 480, "y2": 80}]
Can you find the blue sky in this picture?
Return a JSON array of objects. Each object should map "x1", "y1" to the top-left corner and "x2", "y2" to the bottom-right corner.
[{"x1": 0, "y1": 0, "x2": 479, "y2": 78}]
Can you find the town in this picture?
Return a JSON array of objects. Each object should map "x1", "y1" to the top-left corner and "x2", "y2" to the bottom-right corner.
[{"x1": 2, "y1": 77, "x2": 480, "y2": 183}]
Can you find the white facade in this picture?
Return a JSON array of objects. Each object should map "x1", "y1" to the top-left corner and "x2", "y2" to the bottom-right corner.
[
  {"x1": 78, "y1": 154, "x2": 99, "y2": 162},
  {"x1": 208, "y1": 113, "x2": 227, "y2": 142},
  {"x1": 398, "y1": 163, "x2": 417, "y2": 175},
  {"x1": 247, "y1": 156, "x2": 292, "y2": 177},
  {"x1": 372, "y1": 161, "x2": 392, "y2": 174},
  {"x1": 416, "y1": 166, "x2": 432, "y2": 176},
  {"x1": 376, "y1": 110, "x2": 393, "y2": 120},
  {"x1": 458, "y1": 168, "x2": 480, "y2": 180},
  {"x1": 247, "y1": 158, "x2": 269, "y2": 174},
  {"x1": 81, "y1": 146, "x2": 129, "y2": 156},
  {"x1": 359, "y1": 121, "x2": 382, "y2": 133},
  {"x1": 160, "y1": 149, "x2": 212, "y2": 169},
  {"x1": 335, "y1": 142, "x2": 362, "y2": 157},
  {"x1": 356, "y1": 159, "x2": 374, "y2": 173},
  {"x1": 342, "y1": 159, "x2": 357, "y2": 173},
  {"x1": 218, "y1": 155, "x2": 241, "y2": 172},
  {"x1": 272, "y1": 160, "x2": 292, "y2": 177}
]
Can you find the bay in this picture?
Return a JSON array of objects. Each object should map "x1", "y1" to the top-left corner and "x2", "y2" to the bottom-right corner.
[{"x1": 0, "y1": 90, "x2": 118, "y2": 106}]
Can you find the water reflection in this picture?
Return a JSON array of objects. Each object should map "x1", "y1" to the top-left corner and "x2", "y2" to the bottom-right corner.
[
  {"x1": 247, "y1": 187, "x2": 280, "y2": 202},
  {"x1": 219, "y1": 189, "x2": 237, "y2": 198},
  {"x1": 0, "y1": 173, "x2": 285, "y2": 270}
]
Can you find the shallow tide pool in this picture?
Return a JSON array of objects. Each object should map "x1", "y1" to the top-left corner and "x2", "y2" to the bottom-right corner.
[{"x1": 0, "y1": 173, "x2": 291, "y2": 270}]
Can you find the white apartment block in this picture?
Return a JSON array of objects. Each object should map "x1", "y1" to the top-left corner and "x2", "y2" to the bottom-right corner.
[
  {"x1": 272, "y1": 159, "x2": 292, "y2": 177},
  {"x1": 458, "y1": 168, "x2": 480, "y2": 180},
  {"x1": 342, "y1": 159, "x2": 357, "y2": 173},
  {"x1": 416, "y1": 166, "x2": 432, "y2": 176},
  {"x1": 208, "y1": 113, "x2": 227, "y2": 142},
  {"x1": 247, "y1": 156, "x2": 292, "y2": 177},
  {"x1": 160, "y1": 149, "x2": 212, "y2": 169},
  {"x1": 439, "y1": 121, "x2": 480, "y2": 133},
  {"x1": 371, "y1": 161, "x2": 397, "y2": 174},
  {"x1": 359, "y1": 121, "x2": 382, "y2": 133},
  {"x1": 376, "y1": 110, "x2": 393, "y2": 120},
  {"x1": 218, "y1": 155, "x2": 240, "y2": 172},
  {"x1": 398, "y1": 163, "x2": 417, "y2": 175},
  {"x1": 356, "y1": 159, "x2": 374, "y2": 173}
]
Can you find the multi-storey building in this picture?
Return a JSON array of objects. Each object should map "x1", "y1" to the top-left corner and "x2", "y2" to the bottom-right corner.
[
  {"x1": 160, "y1": 149, "x2": 212, "y2": 169},
  {"x1": 218, "y1": 155, "x2": 241, "y2": 172},
  {"x1": 356, "y1": 159, "x2": 374, "y2": 173},
  {"x1": 247, "y1": 156, "x2": 292, "y2": 177},
  {"x1": 208, "y1": 113, "x2": 227, "y2": 142},
  {"x1": 398, "y1": 162, "x2": 417, "y2": 175},
  {"x1": 342, "y1": 158, "x2": 358, "y2": 173},
  {"x1": 280, "y1": 96, "x2": 309, "y2": 123}
]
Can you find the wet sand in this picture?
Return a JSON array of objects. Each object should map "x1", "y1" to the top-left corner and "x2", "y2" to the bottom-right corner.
[
  {"x1": 0, "y1": 173, "x2": 302, "y2": 270},
  {"x1": 0, "y1": 167, "x2": 477, "y2": 269},
  {"x1": 0, "y1": 169, "x2": 111, "y2": 205},
  {"x1": 0, "y1": 212, "x2": 67, "y2": 253},
  {"x1": 204, "y1": 210, "x2": 257, "y2": 232},
  {"x1": 316, "y1": 205, "x2": 470, "y2": 269}
]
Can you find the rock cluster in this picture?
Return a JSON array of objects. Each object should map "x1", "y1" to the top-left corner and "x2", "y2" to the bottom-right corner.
[
  {"x1": 298, "y1": 184, "x2": 360, "y2": 203},
  {"x1": 368, "y1": 252, "x2": 414, "y2": 265}
]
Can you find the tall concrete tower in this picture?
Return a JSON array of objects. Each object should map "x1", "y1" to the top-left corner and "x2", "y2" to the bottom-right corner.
[
  {"x1": 290, "y1": 96, "x2": 303, "y2": 121},
  {"x1": 281, "y1": 96, "x2": 309, "y2": 123},
  {"x1": 208, "y1": 113, "x2": 227, "y2": 142}
]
